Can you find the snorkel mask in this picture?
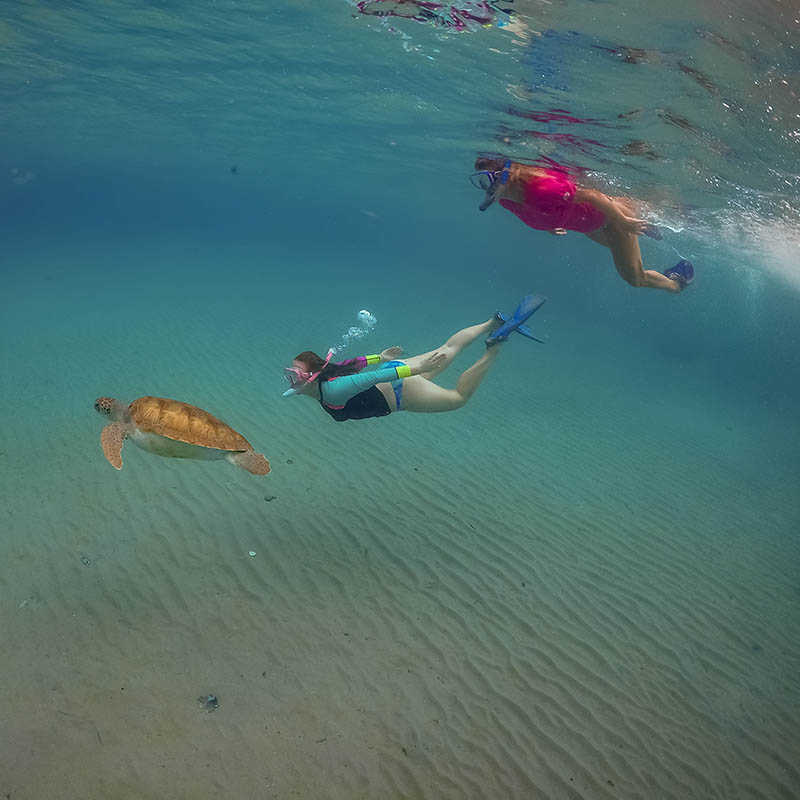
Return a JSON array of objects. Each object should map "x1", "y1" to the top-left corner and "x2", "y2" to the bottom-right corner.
[
  {"x1": 470, "y1": 159, "x2": 511, "y2": 211},
  {"x1": 282, "y1": 349, "x2": 334, "y2": 397}
]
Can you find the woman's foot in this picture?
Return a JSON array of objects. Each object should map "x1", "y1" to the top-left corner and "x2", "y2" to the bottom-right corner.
[
  {"x1": 487, "y1": 295, "x2": 547, "y2": 345},
  {"x1": 487, "y1": 313, "x2": 509, "y2": 347}
]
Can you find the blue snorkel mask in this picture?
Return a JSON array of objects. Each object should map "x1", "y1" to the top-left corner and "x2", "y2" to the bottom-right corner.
[{"x1": 471, "y1": 159, "x2": 511, "y2": 211}]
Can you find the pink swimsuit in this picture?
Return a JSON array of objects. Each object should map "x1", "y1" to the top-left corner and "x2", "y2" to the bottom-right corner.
[{"x1": 499, "y1": 169, "x2": 607, "y2": 234}]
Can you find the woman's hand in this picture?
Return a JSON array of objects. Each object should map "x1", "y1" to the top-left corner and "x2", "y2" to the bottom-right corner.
[
  {"x1": 621, "y1": 216, "x2": 649, "y2": 235},
  {"x1": 416, "y1": 351, "x2": 446, "y2": 374},
  {"x1": 380, "y1": 346, "x2": 403, "y2": 362}
]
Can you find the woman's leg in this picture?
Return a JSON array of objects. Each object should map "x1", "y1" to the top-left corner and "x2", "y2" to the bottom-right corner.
[
  {"x1": 603, "y1": 224, "x2": 682, "y2": 292},
  {"x1": 583, "y1": 196, "x2": 636, "y2": 248},
  {"x1": 582, "y1": 195, "x2": 680, "y2": 291},
  {"x1": 583, "y1": 228, "x2": 610, "y2": 247},
  {"x1": 401, "y1": 317, "x2": 499, "y2": 380},
  {"x1": 400, "y1": 347, "x2": 501, "y2": 413}
]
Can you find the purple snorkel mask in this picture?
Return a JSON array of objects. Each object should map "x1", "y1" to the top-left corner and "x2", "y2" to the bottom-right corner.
[{"x1": 471, "y1": 159, "x2": 511, "y2": 211}]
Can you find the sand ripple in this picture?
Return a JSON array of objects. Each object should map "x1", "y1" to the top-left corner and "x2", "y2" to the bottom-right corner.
[{"x1": 2, "y1": 275, "x2": 799, "y2": 799}]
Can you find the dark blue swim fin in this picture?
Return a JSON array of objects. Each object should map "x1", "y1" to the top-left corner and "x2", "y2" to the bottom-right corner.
[
  {"x1": 487, "y1": 294, "x2": 547, "y2": 346},
  {"x1": 663, "y1": 258, "x2": 695, "y2": 288}
]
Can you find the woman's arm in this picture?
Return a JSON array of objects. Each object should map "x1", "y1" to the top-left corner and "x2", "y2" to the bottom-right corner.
[
  {"x1": 321, "y1": 364, "x2": 413, "y2": 408},
  {"x1": 334, "y1": 347, "x2": 403, "y2": 372},
  {"x1": 322, "y1": 352, "x2": 444, "y2": 408},
  {"x1": 332, "y1": 355, "x2": 377, "y2": 372}
]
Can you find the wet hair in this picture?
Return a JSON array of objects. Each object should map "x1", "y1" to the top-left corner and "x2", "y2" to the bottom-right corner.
[
  {"x1": 474, "y1": 156, "x2": 508, "y2": 172},
  {"x1": 294, "y1": 351, "x2": 361, "y2": 382}
]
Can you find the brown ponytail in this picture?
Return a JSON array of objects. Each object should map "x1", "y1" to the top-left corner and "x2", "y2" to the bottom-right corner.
[{"x1": 294, "y1": 351, "x2": 362, "y2": 382}]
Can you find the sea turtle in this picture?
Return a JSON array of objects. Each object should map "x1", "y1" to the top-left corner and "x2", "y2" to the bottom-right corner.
[{"x1": 94, "y1": 396, "x2": 271, "y2": 475}]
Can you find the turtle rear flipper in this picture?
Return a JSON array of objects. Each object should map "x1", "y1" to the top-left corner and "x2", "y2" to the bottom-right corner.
[
  {"x1": 227, "y1": 451, "x2": 271, "y2": 475},
  {"x1": 101, "y1": 422, "x2": 127, "y2": 470}
]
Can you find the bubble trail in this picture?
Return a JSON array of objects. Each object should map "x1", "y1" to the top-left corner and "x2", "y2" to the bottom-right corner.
[{"x1": 330, "y1": 309, "x2": 378, "y2": 354}]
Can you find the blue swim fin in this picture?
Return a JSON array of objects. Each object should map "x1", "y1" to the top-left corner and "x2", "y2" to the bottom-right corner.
[
  {"x1": 487, "y1": 294, "x2": 547, "y2": 346},
  {"x1": 663, "y1": 258, "x2": 695, "y2": 288}
]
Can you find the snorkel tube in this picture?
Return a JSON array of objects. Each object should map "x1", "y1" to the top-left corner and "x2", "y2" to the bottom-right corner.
[{"x1": 479, "y1": 159, "x2": 511, "y2": 211}]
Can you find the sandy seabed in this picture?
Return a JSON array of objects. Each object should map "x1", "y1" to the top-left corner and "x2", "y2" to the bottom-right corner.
[{"x1": 1, "y1": 245, "x2": 799, "y2": 800}]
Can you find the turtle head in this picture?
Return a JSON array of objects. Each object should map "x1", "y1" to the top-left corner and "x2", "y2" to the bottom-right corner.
[
  {"x1": 94, "y1": 396, "x2": 115, "y2": 416},
  {"x1": 95, "y1": 397, "x2": 132, "y2": 423}
]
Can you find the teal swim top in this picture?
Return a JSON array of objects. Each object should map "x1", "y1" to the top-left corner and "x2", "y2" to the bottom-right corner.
[{"x1": 320, "y1": 364, "x2": 406, "y2": 409}]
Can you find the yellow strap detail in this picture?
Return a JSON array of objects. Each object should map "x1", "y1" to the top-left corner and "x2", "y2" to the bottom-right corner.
[
  {"x1": 395, "y1": 365, "x2": 412, "y2": 379},
  {"x1": 365, "y1": 354, "x2": 381, "y2": 365}
]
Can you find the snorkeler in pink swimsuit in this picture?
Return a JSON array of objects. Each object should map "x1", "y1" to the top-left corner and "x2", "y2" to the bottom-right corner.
[{"x1": 471, "y1": 157, "x2": 694, "y2": 293}]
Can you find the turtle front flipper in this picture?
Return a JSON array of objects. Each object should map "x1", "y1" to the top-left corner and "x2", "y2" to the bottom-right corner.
[
  {"x1": 227, "y1": 451, "x2": 271, "y2": 475},
  {"x1": 101, "y1": 422, "x2": 128, "y2": 470}
]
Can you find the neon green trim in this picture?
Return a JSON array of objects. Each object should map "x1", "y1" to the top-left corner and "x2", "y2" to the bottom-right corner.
[
  {"x1": 365, "y1": 354, "x2": 381, "y2": 365},
  {"x1": 395, "y1": 365, "x2": 412, "y2": 379}
]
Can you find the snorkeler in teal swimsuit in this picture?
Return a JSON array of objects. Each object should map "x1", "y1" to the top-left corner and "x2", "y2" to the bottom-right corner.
[{"x1": 282, "y1": 299, "x2": 544, "y2": 421}]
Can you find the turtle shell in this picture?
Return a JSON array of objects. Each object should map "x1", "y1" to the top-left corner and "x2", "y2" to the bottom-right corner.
[{"x1": 129, "y1": 396, "x2": 252, "y2": 452}]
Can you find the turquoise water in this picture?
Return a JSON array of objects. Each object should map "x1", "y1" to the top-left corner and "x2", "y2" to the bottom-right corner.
[{"x1": 2, "y1": 2, "x2": 799, "y2": 798}]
